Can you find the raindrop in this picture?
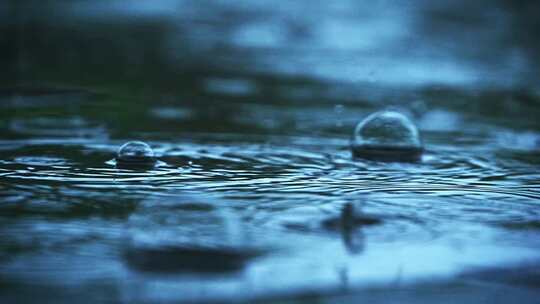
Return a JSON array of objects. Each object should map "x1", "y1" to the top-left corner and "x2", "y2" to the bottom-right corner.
[
  {"x1": 351, "y1": 110, "x2": 423, "y2": 162},
  {"x1": 116, "y1": 141, "x2": 156, "y2": 169},
  {"x1": 334, "y1": 104, "x2": 345, "y2": 127}
]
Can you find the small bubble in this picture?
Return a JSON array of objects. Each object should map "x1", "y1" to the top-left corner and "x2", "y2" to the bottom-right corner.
[
  {"x1": 116, "y1": 141, "x2": 156, "y2": 169},
  {"x1": 351, "y1": 110, "x2": 423, "y2": 162}
]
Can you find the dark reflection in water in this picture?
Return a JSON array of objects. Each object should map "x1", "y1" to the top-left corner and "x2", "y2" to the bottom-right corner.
[
  {"x1": 125, "y1": 245, "x2": 264, "y2": 274},
  {"x1": 1, "y1": 1, "x2": 540, "y2": 303}
]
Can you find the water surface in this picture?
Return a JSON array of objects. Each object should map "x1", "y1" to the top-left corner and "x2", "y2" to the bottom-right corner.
[{"x1": 1, "y1": 1, "x2": 540, "y2": 303}]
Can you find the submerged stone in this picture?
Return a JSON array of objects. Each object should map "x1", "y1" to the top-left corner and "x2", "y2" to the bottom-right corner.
[
  {"x1": 351, "y1": 110, "x2": 423, "y2": 162},
  {"x1": 116, "y1": 141, "x2": 156, "y2": 169}
]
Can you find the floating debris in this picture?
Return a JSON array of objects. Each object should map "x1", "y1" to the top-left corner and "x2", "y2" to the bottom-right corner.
[
  {"x1": 351, "y1": 110, "x2": 423, "y2": 162},
  {"x1": 322, "y1": 202, "x2": 382, "y2": 231},
  {"x1": 322, "y1": 202, "x2": 382, "y2": 254}
]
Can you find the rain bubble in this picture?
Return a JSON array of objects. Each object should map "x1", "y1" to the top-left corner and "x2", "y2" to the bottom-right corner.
[
  {"x1": 116, "y1": 141, "x2": 156, "y2": 169},
  {"x1": 351, "y1": 110, "x2": 423, "y2": 162}
]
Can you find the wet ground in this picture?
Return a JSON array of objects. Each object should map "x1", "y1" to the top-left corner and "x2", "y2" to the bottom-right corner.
[{"x1": 1, "y1": 1, "x2": 540, "y2": 303}]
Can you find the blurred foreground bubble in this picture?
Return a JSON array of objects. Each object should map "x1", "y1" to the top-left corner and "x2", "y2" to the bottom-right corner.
[
  {"x1": 351, "y1": 110, "x2": 423, "y2": 162},
  {"x1": 116, "y1": 141, "x2": 156, "y2": 169}
]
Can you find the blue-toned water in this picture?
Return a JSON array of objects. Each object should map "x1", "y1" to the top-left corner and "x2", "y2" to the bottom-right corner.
[{"x1": 1, "y1": 1, "x2": 540, "y2": 303}]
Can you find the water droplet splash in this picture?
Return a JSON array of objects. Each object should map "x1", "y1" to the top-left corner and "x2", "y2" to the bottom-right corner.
[
  {"x1": 351, "y1": 110, "x2": 423, "y2": 162},
  {"x1": 115, "y1": 141, "x2": 156, "y2": 169}
]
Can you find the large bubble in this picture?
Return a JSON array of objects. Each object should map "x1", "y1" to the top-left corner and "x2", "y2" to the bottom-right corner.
[
  {"x1": 351, "y1": 110, "x2": 423, "y2": 162},
  {"x1": 116, "y1": 141, "x2": 156, "y2": 168}
]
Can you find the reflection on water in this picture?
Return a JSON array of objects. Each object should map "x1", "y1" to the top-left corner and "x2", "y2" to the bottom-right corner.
[
  {"x1": 1, "y1": 127, "x2": 539, "y2": 302},
  {"x1": 1, "y1": 1, "x2": 540, "y2": 303}
]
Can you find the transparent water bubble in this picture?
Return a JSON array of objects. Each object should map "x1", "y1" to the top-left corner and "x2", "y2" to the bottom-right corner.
[
  {"x1": 116, "y1": 141, "x2": 156, "y2": 168},
  {"x1": 351, "y1": 110, "x2": 423, "y2": 162}
]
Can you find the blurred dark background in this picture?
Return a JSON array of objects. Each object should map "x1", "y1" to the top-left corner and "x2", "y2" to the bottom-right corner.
[
  {"x1": 2, "y1": 0, "x2": 540, "y2": 141},
  {"x1": 2, "y1": 0, "x2": 540, "y2": 92}
]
